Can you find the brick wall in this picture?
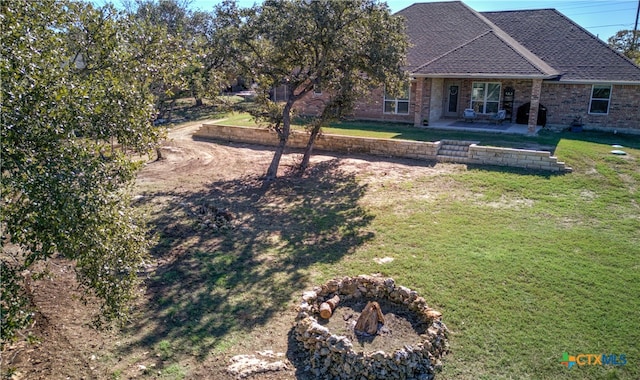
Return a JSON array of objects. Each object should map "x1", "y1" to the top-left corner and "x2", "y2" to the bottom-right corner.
[
  {"x1": 299, "y1": 78, "x2": 541, "y2": 125},
  {"x1": 296, "y1": 79, "x2": 640, "y2": 133},
  {"x1": 542, "y1": 83, "x2": 640, "y2": 131},
  {"x1": 349, "y1": 87, "x2": 415, "y2": 123},
  {"x1": 194, "y1": 124, "x2": 570, "y2": 172}
]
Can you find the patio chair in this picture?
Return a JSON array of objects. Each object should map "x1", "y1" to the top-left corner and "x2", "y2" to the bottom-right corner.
[
  {"x1": 490, "y1": 110, "x2": 506, "y2": 125},
  {"x1": 463, "y1": 108, "x2": 476, "y2": 122}
]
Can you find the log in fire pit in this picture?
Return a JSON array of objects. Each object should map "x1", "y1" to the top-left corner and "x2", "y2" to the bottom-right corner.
[{"x1": 294, "y1": 275, "x2": 449, "y2": 379}]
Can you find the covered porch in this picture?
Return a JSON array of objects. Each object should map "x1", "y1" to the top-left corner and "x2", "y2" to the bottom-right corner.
[
  {"x1": 411, "y1": 77, "x2": 548, "y2": 135},
  {"x1": 421, "y1": 118, "x2": 543, "y2": 135}
]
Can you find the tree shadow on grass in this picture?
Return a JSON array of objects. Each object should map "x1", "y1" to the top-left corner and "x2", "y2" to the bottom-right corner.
[
  {"x1": 123, "y1": 159, "x2": 374, "y2": 361},
  {"x1": 465, "y1": 163, "x2": 568, "y2": 178}
]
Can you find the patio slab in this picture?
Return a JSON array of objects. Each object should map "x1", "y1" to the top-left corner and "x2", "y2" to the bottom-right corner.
[{"x1": 424, "y1": 120, "x2": 542, "y2": 135}]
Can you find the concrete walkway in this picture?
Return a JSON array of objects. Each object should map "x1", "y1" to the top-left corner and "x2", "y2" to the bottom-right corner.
[{"x1": 423, "y1": 119, "x2": 542, "y2": 135}]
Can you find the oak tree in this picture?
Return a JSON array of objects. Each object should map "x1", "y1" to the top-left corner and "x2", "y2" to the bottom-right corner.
[
  {"x1": 608, "y1": 29, "x2": 640, "y2": 65},
  {"x1": 1, "y1": 0, "x2": 163, "y2": 342},
  {"x1": 231, "y1": 0, "x2": 408, "y2": 181}
]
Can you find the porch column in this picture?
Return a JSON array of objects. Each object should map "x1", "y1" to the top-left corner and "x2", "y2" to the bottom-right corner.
[
  {"x1": 414, "y1": 77, "x2": 425, "y2": 127},
  {"x1": 527, "y1": 79, "x2": 542, "y2": 134}
]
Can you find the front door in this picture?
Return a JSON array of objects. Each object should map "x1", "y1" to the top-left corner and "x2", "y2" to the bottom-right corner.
[{"x1": 444, "y1": 84, "x2": 459, "y2": 118}]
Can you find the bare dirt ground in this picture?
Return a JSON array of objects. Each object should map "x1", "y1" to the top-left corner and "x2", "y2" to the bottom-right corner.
[{"x1": 2, "y1": 120, "x2": 463, "y2": 380}]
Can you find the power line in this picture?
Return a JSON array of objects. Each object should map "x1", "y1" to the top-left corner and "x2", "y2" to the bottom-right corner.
[
  {"x1": 555, "y1": 0, "x2": 636, "y2": 10},
  {"x1": 585, "y1": 23, "x2": 634, "y2": 29},
  {"x1": 568, "y1": 7, "x2": 637, "y2": 16}
]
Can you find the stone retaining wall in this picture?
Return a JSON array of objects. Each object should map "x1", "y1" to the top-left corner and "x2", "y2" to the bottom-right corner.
[
  {"x1": 195, "y1": 124, "x2": 570, "y2": 172},
  {"x1": 195, "y1": 124, "x2": 441, "y2": 159},
  {"x1": 468, "y1": 144, "x2": 569, "y2": 172}
]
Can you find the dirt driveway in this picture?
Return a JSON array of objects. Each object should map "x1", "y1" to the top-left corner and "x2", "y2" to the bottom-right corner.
[{"x1": 3, "y1": 120, "x2": 462, "y2": 380}]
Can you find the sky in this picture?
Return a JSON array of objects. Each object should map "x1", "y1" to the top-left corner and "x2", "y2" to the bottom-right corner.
[
  {"x1": 183, "y1": 0, "x2": 639, "y2": 42},
  {"x1": 92, "y1": 0, "x2": 639, "y2": 42}
]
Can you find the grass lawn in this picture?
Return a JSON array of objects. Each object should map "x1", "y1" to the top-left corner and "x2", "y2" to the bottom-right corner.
[
  {"x1": 139, "y1": 112, "x2": 639, "y2": 379},
  {"x1": 216, "y1": 111, "x2": 640, "y2": 152},
  {"x1": 314, "y1": 136, "x2": 640, "y2": 379}
]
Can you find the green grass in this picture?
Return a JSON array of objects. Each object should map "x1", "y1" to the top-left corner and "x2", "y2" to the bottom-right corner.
[
  {"x1": 214, "y1": 111, "x2": 640, "y2": 152},
  {"x1": 313, "y1": 137, "x2": 640, "y2": 379},
  {"x1": 159, "y1": 364, "x2": 186, "y2": 380},
  {"x1": 132, "y1": 112, "x2": 639, "y2": 379},
  {"x1": 217, "y1": 112, "x2": 261, "y2": 127},
  {"x1": 155, "y1": 340, "x2": 174, "y2": 361}
]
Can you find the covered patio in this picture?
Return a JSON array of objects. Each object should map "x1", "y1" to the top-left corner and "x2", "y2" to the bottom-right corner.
[{"x1": 422, "y1": 119, "x2": 543, "y2": 135}]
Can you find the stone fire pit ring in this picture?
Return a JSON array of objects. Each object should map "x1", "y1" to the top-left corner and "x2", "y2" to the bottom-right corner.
[{"x1": 294, "y1": 275, "x2": 449, "y2": 379}]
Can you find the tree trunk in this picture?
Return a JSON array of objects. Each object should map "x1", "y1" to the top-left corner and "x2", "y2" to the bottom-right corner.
[
  {"x1": 298, "y1": 123, "x2": 321, "y2": 175},
  {"x1": 166, "y1": 98, "x2": 177, "y2": 123},
  {"x1": 265, "y1": 138, "x2": 285, "y2": 182},
  {"x1": 265, "y1": 99, "x2": 294, "y2": 182}
]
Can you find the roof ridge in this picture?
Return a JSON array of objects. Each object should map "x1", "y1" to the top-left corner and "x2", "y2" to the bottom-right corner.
[
  {"x1": 487, "y1": 30, "x2": 554, "y2": 76},
  {"x1": 413, "y1": 31, "x2": 558, "y2": 78},
  {"x1": 411, "y1": 31, "x2": 492, "y2": 73},
  {"x1": 465, "y1": 4, "x2": 560, "y2": 76},
  {"x1": 397, "y1": 1, "x2": 461, "y2": 13},
  {"x1": 481, "y1": 8, "x2": 556, "y2": 14}
]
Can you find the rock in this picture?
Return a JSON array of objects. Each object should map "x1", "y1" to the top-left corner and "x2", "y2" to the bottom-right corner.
[
  {"x1": 425, "y1": 309, "x2": 442, "y2": 320},
  {"x1": 257, "y1": 350, "x2": 284, "y2": 358},
  {"x1": 397, "y1": 286, "x2": 411, "y2": 300},
  {"x1": 227, "y1": 354, "x2": 288, "y2": 379},
  {"x1": 325, "y1": 279, "x2": 341, "y2": 293},
  {"x1": 384, "y1": 277, "x2": 395, "y2": 289}
]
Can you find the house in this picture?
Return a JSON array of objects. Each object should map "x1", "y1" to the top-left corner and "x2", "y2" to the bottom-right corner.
[{"x1": 298, "y1": 1, "x2": 640, "y2": 133}]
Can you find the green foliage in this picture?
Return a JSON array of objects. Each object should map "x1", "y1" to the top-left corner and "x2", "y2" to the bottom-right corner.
[
  {"x1": 0, "y1": 266, "x2": 33, "y2": 344},
  {"x1": 127, "y1": 0, "x2": 239, "y2": 119},
  {"x1": 608, "y1": 29, "x2": 640, "y2": 65},
  {"x1": 1, "y1": 0, "x2": 162, "y2": 342},
  {"x1": 247, "y1": 93, "x2": 287, "y2": 133},
  {"x1": 126, "y1": 0, "x2": 194, "y2": 120},
  {"x1": 222, "y1": 0, "x2": 409, "y2": 179}
]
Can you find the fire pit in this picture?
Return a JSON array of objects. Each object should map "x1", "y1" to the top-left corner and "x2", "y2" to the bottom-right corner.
[{"x1": 294, "y1": 275, "x2": 449, "y2": 379}]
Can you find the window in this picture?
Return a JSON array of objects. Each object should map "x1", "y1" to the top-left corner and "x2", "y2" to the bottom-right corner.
[
  {"x1": 471, "y1": 82, "x2": 501, "y2": 114},
  {"x1": 589, "y1": 85, "x2": 611, "y2": 114},
  {"x1": 383, "y1": 83, "x2": 410, "y2": 114}
]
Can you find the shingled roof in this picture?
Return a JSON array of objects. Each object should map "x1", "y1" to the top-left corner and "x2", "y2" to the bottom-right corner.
[
  {"x1": 482, "y1": 9, "x2": 640, "y2": 83},
  {"x1": 397, "y1": 1, "x2": 640, "y2": 83}
]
